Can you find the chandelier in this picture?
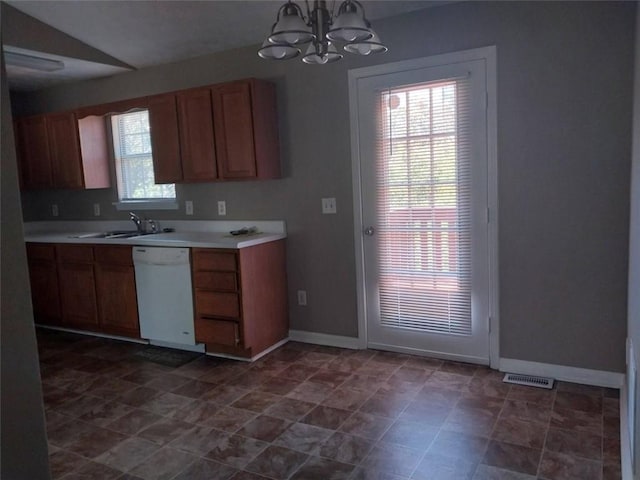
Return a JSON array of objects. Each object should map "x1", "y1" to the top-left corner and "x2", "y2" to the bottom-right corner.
[{"x1": 258, "y1": 0, "x2": 387, "y2": 65}]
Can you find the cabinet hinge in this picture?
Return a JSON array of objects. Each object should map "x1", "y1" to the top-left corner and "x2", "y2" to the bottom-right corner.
[{"x1": 487, "y1": 317, "x2": 492, "y2": 334}]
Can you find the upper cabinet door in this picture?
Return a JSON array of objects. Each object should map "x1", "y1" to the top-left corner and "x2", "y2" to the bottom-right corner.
[
  {"x1": 16, "y1": 115, "x2": 53, "y2": 189},
  {"x1": 177, "y1": 88, "x2": 218, "y2": 182},
  {"x1": 212, "y1": 81, "x2": 257, "y2": 179},
  {"x1": 47, "y1": 112, "x2": 84, "y2": 188},
  {"x1": 148, "y1": 94, "x2": 183, "y2": 183}
]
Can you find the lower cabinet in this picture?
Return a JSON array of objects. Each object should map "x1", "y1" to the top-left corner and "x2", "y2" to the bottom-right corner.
[
  {"x1": 26, "y1": 244, "x2": 61, "y2": 325},
  {"x1": 57, "y1": 245, "x2": 99, "y2": 330},
  {"x1": 26, "y1": 240, "x2": 288, "y2": 354},
  {"x1": 94, "y1": 245, "x2": 140, "y2": 338},
  {"x1": 26, "y1": 243, "x2": 140, "y2": 339},
  {"x1": 192, "y1": 240, "x2": 288, "y2": 359}
]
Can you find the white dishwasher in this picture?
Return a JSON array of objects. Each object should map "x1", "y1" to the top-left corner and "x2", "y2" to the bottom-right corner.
[{"x1": 132, "y1": 246, "x2": 204, "y2": 352}]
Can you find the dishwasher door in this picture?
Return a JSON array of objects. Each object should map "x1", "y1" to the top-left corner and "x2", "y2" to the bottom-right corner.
[{"x1": 133, "y1": 247, "x2": 203, "y2": 352}]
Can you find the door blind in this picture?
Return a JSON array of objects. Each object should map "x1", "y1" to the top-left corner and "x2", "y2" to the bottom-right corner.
[{"x1": 375, "y1": 76, "x2": 472, "y2": 336}]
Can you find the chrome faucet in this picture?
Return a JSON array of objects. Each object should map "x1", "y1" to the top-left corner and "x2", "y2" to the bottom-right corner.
[
  {"x1": 129, "y1": 212, "x2": 144, "y2": 234},
  {"x1": 147, "y1": 219, "x2": 159, "y2": 233}
]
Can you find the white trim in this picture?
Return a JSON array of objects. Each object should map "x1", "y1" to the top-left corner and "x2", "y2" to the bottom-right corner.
[
  {"x1": 251, "y1": 338, "x2": 290, "y2": 361},
  {"x1": 288, "y1": 330, "x2": 362, "y2": 350},
  {"x1": 35, "y1": 324, "x2": 148, "y2": 344},
  {"x1": 485, "y1": 47, "x2": 500, "y2": 369},
  {"x1": 348, "y1": 46, "x2": 500, "y2": 362},
  {"x1": 368, "y1": 341, "x2": 489, "y2": 365},
  {"x1": 621, "y1": 380, "x2": 634, "y2": 480},
  {"x1": 349, "y1": 64, "x2": 369, "y2": 350},
  {"x1": 205, "y1": 337, "x2": 290, "y2": 362},
  {"x1": 499, "y1": 357, "x2": 624, "y2": 389}
]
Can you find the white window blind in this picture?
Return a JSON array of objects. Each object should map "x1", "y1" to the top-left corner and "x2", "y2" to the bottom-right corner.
[
  {"x1": 111, "y1": 110, "x2": 175, "y2": 201},
  {"x1": 376, "y1": 76, "x2": 472, "y2": 336}
]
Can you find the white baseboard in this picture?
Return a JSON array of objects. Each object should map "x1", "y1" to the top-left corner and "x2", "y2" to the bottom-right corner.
[
  {"x1": 367, "y1": 341, "x2": 489, "y2": 366},
  {"x1": 288, "y1": 330, "x2": 362, "y2": 350},
  {"x1": 621, "y1": 380, "x2": 634, "y2": 480},
  {"x1": 36, "y1": 324, "x2": 148, "y2": 344},
  {"x1": 499, "y1": 357, "x2": 624, "y2": 389},
  {"x1": 205, "y1": 338, "x2": 290, "y2": 362}
]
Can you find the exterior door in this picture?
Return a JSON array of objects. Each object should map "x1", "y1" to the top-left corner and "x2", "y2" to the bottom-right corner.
[{"x1": 352, "y1": 54, "x2": 493, "y2": 364}]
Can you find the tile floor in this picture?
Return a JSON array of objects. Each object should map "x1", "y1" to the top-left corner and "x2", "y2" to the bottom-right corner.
[{"x1": 36, "y1": 328, "x2": 621, "y2": 480}]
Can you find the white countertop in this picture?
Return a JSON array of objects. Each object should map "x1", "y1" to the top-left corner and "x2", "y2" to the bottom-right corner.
[{"x1": 24, "y1": 220, "x2": 287, "y2": 249}]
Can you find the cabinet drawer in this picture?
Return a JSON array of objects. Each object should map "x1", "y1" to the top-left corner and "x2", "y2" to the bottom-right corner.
[
  {"x1": 193, "y1": 271, "x2": 237, "y2": 291},
  {"x1": 94, "y1": 245, "x2": 133, "y2": 266},
  {"x1": 195, "y1": 317, "x2": 239, "y2": 346},
  {"x1": 27, "y1": 243, "x2": 56, "y2": 261},
  {"x1": 56, "y1": 244, "x2": 93, "y2": 263},
  {"x1": 195, "y1": 291, "x2": 240, "y2": 318},
  {"x1": 193, "y1": 249, "x2": 237, "y2": 271}
]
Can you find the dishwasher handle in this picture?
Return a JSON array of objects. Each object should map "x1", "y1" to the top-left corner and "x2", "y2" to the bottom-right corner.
[{"x1": 132, "y1": 247, "x2": 190, "y2": 266}]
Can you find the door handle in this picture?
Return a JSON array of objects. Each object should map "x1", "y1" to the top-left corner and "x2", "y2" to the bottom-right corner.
[{"x1": 364, "y1": 226, "x2": 375, "y2": 236}]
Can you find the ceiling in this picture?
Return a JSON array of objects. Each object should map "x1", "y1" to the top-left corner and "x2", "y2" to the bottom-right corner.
[{"x1": 3, "y1": 0, "x2": 440, "y2": 92}]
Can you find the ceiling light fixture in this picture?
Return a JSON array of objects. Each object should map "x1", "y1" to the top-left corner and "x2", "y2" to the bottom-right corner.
[
  {"x1": 4, "y1": 51, "x2": 65, "y2": 72},
  {"x1": 258, "y1": 0, "x2": 387, "y2": 65}
]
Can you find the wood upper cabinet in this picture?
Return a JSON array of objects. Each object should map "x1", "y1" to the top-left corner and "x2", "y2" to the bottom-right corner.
[
  {"x1": 148, "y1": 93, "x2": 183, "y2": 183},
  {"x1": 16, "y1": 112, "x2": 110, "y2": 190},
  {"x1": 16, "y1": 77, "x2": 280, "y2": 188},
  {"x1": 15, "y1": 115, "x2": 53, "y2": 189},
  {"x1": 177, "y1": 88, "x2": 218, "y2": 181},
  {"x1": 56, "y1": 244, "x2": 99, "y2": 330},
  {"x1": 47, "y1": 112, "x2": 84, "y2": 188},
  {"x1": 213, "y1": 79, "x2": 281, "y2": 180},
  {"x1": 156, "y1": 79, "x2": 280, "y2": 183},
  {"x1": 26, "y1": 243, "x2": 61, "y2": 325},
  {"x1": 94, "y1": 245, "x2": 140, "y2": 338}
]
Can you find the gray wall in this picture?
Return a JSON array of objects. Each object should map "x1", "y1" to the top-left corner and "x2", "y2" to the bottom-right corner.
[
  {"x1": 1, "y1": 56, "x2": 51, "y2": 479},
  {"x1": 628, "y1": 2, "x2": 640, "y2": 475},
  {"x1": 12, "y1": 1, "x2": 634, "y2": 372}
]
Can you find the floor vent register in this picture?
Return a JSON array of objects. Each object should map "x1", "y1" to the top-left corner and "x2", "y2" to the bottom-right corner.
[{"x1": 502, "y1": 373, "x2": 554, "y2": 389}]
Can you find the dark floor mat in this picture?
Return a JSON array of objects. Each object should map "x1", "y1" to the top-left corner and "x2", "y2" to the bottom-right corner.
[{"x1": 133, "y1": 345, "x2": 202, "y2": 368}]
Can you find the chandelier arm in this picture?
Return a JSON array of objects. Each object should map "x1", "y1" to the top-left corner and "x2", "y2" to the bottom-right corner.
[
  {"x1": 304, "y1": 0, "x2": 312, "y2": 24},
  {"x1": 347, "y1": 0, "x2": 371, "y2": 25},
  {"x1": 280, "y1": 1, "x2": 308, "y2": 23},
  {"x1": 329, "y1": 0, "x2": 336, "y2": 23}
]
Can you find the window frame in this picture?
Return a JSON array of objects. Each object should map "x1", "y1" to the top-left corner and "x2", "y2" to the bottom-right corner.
[{"x1": 109, "y1": 109, "x2": 179, "y2": 211}]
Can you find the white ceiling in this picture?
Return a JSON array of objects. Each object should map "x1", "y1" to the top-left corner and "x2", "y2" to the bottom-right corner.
[{"x1": 4, "y1": 0, "x2": 440, "y2": 91}]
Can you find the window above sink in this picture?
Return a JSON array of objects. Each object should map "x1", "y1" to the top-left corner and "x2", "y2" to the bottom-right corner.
[{"x1": 110, "y1": 110, "x2": 178, "y2": 211}]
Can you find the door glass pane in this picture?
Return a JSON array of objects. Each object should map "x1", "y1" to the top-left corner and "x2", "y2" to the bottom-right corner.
[{"x1": 376, "y1": 79, "x2": 472, "y2": 335}]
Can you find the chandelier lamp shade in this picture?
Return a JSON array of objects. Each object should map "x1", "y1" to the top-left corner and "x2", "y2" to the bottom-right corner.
[{"x1": 258, "y1": 0, "x2": 387, "y2": 64}]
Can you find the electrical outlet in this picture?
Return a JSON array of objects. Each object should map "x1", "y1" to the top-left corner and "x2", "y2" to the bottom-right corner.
[
  {"x1": 185, "y1": 200, "x2": 194, "y2": 215},
  {"x1": 218, "y1": 200, "x2": 226, "y2": 216},
  {"x1": 93, "y1": 203, "x2": 101, "y2": 216},
  {"x1": 322, "y1": 197, "x2": 337, "y2": 214},
  {"x1": 297, "y1": 290, "x2": 307, "y2": 306},
  {"x1": 51, "y1": 204, "x2": 59, "y2": 217}
]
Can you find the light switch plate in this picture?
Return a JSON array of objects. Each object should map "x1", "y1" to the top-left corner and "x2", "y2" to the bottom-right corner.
[
  {"x1": 322, "y1": 197, "x2": 337, "y2": 214},
  {"x1": 93, "y1": 203, "x2": 101, "y2": 216},
  {"x1": 185, "y1": 200, "x2": 194, "y2": 215},
  {"x1": 51, "y1": 204, "x2": 59, "y2": 217},
  {"x1": 218, "y1": 200, "x2": 226, "y2": 216}
]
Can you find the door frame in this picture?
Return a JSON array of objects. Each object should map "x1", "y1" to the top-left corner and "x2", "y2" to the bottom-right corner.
[{"x1": 348, "y1": 46, "x2": 500, "y2": 368}]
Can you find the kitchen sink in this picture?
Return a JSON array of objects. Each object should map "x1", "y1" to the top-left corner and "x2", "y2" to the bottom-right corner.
[
  {"x1": 102, "y1": 231, "x2": 163, "y2": 239},
  {"x1": 69, "y1": 231, "x2": 161, "y2": 239}
]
